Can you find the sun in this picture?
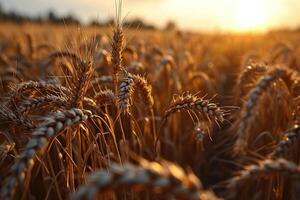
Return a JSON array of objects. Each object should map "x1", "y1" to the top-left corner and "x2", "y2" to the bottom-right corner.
[{"x1": 235, "y1": 0, "x2": 268, "y2": 32}]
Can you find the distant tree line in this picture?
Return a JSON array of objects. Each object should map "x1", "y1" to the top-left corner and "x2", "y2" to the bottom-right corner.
[
  {"x1": 90, "y1": 18, "x2": 156, "y2": 30},
  {"x1": 0, "y1": 3, "x2": 179, "y2": 30},
  {"x1": 0, "y1": 4, "x2": 79, "y2": 24}
]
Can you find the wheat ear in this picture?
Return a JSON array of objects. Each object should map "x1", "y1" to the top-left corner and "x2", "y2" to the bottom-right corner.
[
  {"x1": 164, "y1": 93, "x2": 228, "y2": 124},
  {"x1": 236, "y1": 63, "x2": 267, "y2": 98},
  {"x1": 118, "y1": 71, "x2": 135, "y2": 112},
  {"x1": 271, "y1": 124, "x2": 300, "y2": 157},
  {"x1": 0, "y1": 108, "x2": 93, "y2": 199},
  {"x1": 73, "y1": 158, "x2": 219, "y2": 200},
  {"x1": 132, "y1": 75, "x2": 154, "y2": 111},
  {"x1": 19, "y1": 95, "x2": 67, "y2": 113},
  {"x1": 235, "y1": 68, "x2": 290, "y2": 153},
  {"x1": 14, "y1": 80, "x2": 71, "y2": 95},
  {"x1": 71, "y1": 60, "x2": 93, "y2": 108},
  {"x1": 118, "y1": 71, "x2": 154, "y2": 113},
  {"x1": 111, "y1": 25, "x2": 124, "y2": 80},
  {"x1": 94, "y1": 89, "x2": 115, "y2": 106},
  {"x1": 227, "y1": 158, "x2": 300, "y2": 196},
  {"x1": 0, "y1": 107, "x2": 35, "y2": 129},
  {"x1": 111, "y1": 1, "x2": 124, "y2": 91}
]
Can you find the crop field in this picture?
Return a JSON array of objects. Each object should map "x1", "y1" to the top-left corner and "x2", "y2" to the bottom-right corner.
[{"x1": 1, "y1": 15, "x2": 300, "y2": 200}]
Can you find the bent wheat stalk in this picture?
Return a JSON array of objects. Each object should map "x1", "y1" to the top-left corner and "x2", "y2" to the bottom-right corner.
[
  {"x1": 155, "y1": 92, "x2": 230, "y2": 150},
  {"x1": 72, "y1": 158, "x2": 219, "y2": 200}
]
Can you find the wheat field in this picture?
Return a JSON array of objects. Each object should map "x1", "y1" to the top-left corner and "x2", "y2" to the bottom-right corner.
[{"x1": 1, "y1": 12, "x2": 300, "y2": 200}]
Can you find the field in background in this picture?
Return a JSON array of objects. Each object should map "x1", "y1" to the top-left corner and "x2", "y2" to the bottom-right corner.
[{"x1": 1, "y1": 22, "x2": 300, "y2": 200}]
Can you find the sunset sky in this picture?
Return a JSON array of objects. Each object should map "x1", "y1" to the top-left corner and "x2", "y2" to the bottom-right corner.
[{"x1": 1, "y1": 0, "x2": 300, "y2": 32}]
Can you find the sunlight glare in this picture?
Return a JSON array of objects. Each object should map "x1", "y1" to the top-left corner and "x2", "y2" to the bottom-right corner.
[{"x1": 235, "y1": 0, "x2": 268, "y2": 32}]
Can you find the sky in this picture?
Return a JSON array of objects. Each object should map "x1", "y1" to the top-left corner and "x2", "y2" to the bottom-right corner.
[{"x1": 1, "y1": 0, "x2": 300, "y2": 32}]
